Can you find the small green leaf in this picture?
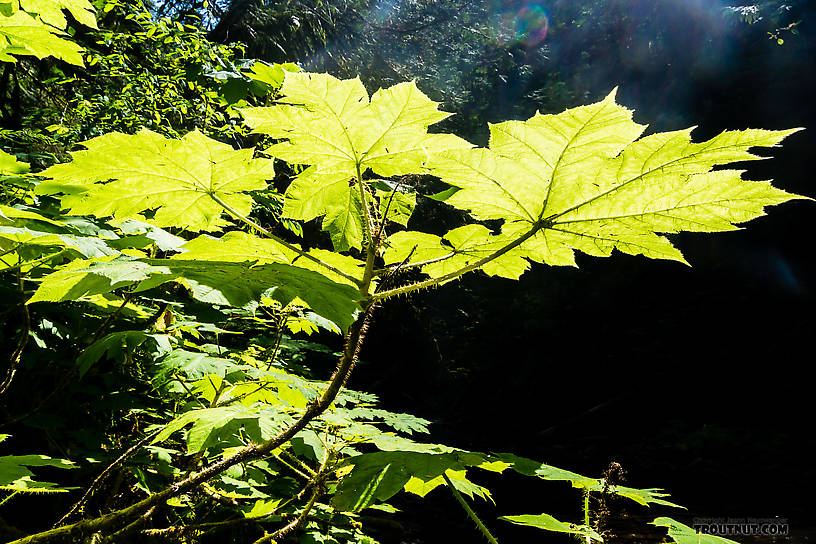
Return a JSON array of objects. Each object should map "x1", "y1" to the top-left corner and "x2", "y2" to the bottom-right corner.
[
  {"x1": 609, "y1": 485, "x2": 684, "y2": 508},
  {"x1": 384, "y1": 224, "x2": 529, "y2": 280},
  {"x1": 499, "y1": 513, "x2": 603, "y2": 541},
  {"x1": 0, "y1": 452, "x2": 76, "y2": 493}
]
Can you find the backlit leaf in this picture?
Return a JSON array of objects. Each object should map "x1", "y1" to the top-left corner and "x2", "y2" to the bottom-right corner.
[
  {"x1": 176, "y1": 230, "x2": 365, "y2": 287},
  {"x1": 19, "y1": 0, "x2": 98, "y2": 30},
  {"x1": 423, "y1": 92, "x2": 803, "y2": 270},
  {"x1": 0, "y1": 11, "x2": 84, "y2": 65},
  {"x1": 0, "y1": 149, "x2": 29, "y2": 174},
  {"x1": 37, "y1": 129, "x2": 275, "y2": 232},
  {"x1": 498, "y1": 453, "x2": 684, "y2": 508},
  {"x1": 241, "y1": 72, "x2": 471, "y2": 250},
  {"x1": 151, "y1": 406, "x2": 285, "y2": 454},
  {"x1": 0, "y1": 453, "x2": 76, "y2": 493}
]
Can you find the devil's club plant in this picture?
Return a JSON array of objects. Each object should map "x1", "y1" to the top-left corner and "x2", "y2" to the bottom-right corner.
[{"x1": 0, "y1": 8, "x2": 804, "y2": 542}]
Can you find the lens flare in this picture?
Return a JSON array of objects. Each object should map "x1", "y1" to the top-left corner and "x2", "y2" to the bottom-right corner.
[{"x1": 512, "y1": 2, "x2": 549, "y2": 46}]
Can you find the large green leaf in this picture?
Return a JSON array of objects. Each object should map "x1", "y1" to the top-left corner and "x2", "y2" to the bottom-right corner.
[
  {"x1": 0, "y1": 10, "x2": 83, "y2": 65},
  {"x1": 28, "y1": 256, "x2": 361, "y2": 331},
  {"x1": 240, "y1": 72, "x2": 471, "y2": 250},
  {"x1": 152, "y1": 406, "x2": 286, "y2": 454},
  {"x1": 333, "y1": 452, "x2": 463, "y2": 511},
  {"x1": 176, "y1": 230, "x2": 365, "y2": 287},
  {"x1": 19, "y1": 0, "x2": 97, "y2": 30},
  {"x1": 333, "y1": 448, "x2": 498, "y2": 512},
  {"x1": 0, "y1": 149, "x2": 29, "y2": 174},
  {"x1": 37, "y1": 129, "x2": 275, "y2": 232},
  {"x1": 422, "y1": 92, "x2": 803, "y2": 268},
  {"x1": 0, "y1": 204, "x2": 121, "y2": 271}
]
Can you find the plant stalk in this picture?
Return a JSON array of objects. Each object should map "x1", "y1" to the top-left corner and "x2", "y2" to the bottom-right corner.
[
  {"x1": 442, "y1": 473, "x2": 499, "y2": 544},
  {"x1": 373, "y1": 220, "x2": 547, "y2": 300}
]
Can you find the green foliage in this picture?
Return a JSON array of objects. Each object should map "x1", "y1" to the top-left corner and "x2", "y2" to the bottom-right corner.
[
  {"x1": 0, "y1": 436, "x2": 76, "y2": 494},
  {"x1": 0, "y1": 0, "x2": 96, "y2": 65},
  {"x1": 1, "y1": 0, "x2": 294, "y2": 175},
  {"x1": 52, "y1": 0, "x2": 249, "y2": 141},
  {"x1": 0, "y1": 18, "x2": 803, "y2": 541},
  {"x1": 498, "y1": 513, "x2": 603, "y2": 541}
]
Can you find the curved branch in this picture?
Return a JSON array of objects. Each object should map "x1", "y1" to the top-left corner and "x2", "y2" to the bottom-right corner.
[
  {"x1": 8, "y1": 305, "x2": 376, "y2": 544},
  {"x1": 56, "y1": 428, "x2": 163, "y2": 526},
  {"x1": 373, "y1": 221, "x2": 546, "y2": 301},
  {"x1": 372, "y1": 251, "x2": 457, "y2": 277},
  {"x1": 0, "y1": 270, "x2": 29, "y2": 396}
]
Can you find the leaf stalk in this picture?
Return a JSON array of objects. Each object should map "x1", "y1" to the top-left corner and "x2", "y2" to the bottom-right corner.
[{"x1": 207, "y1": 191, "x2": 361, "y2": 286}]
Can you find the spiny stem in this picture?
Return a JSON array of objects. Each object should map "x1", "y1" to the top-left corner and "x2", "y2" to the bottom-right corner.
[
  {"x1": 208, "y1": 191, "x2": 361, "y2": 286},
  {"x1": 252, "y1": 483, "x2": 321, "y2": 544},
  {"x1": 0, "y1": 270, "x2": 28, "y2": 396},
  {"x1": 0, "y1": 491, "x2": 20, "y2": 508},
  {"x1": 372, "y1": 251, "x2": 456, "y2": 277},
  {"x1": 356, "y1": 161, "x2": 375, "y2": 252},
  {"x1": 443, "y1": 473, "x2": 499, "y2": 544},
  {"x1": 583, "y1": 489, "x2": 592, "y2": 544},
  {"x1": 271, "y1": 452, "x2": 312, "y2": 481},
  {"x1": 254, "y1": 450, "x2": 332, "y2": 544}
]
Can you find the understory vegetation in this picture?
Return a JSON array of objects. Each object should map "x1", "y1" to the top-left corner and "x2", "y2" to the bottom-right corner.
[{"x1": 0, "y1": 0, "x2": 806, "y2": 543}]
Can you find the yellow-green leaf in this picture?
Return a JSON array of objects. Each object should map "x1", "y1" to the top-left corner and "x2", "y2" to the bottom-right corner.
[
  {"x1": 176, "y1": 230, "x2": 365, "y2": 287},
  {"x1": 425, "y1": 92, "x2": 804, "y2": 269},
  {"x1": 19, "y1": 0, "x2": 97, "y2": 30},
  {"x1": 37, "y1": 129, "x2": 275, "y2": 232},
  {"x1": 0, "y1": 10, "x2": 83, "y2": 65},
  {"x1": 241, "y1": 72, "x2": 471, "y2": 250},
  {"x1": 0, "y1": 149, "x2": 29, "y2": 174},
  {"x1": 499, "y1": 513, "x2": 603, "y2": 541}
]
